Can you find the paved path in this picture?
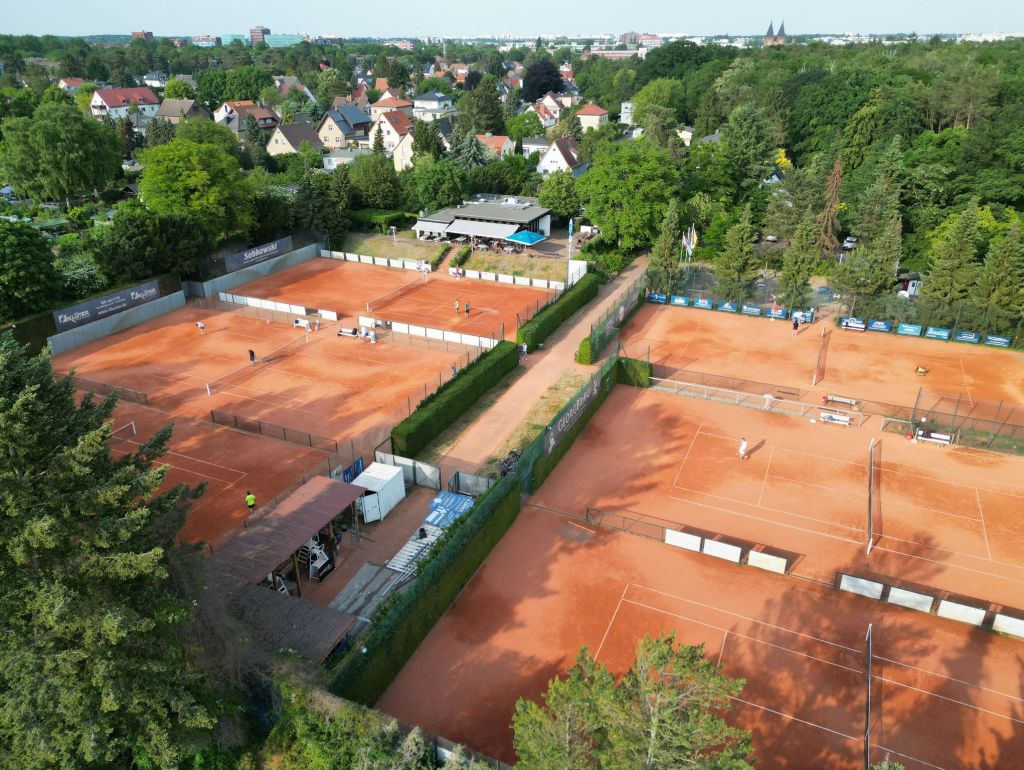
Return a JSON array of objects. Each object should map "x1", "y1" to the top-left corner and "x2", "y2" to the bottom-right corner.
[{"x1": 438, "y1": 256, "x2": 648, "y2": 482}]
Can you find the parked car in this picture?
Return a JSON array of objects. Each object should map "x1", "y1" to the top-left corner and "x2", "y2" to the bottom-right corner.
[{"x1": 842, "y1": 236, "x2": 858, "y2": 250}]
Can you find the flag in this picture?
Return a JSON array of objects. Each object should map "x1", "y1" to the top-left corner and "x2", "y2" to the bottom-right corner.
[{"x1": 568, "y1": 218, "x2": 574, "y2": 240}]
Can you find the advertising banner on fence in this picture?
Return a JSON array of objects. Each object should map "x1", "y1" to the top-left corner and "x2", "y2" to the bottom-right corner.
[
  {"x1": 52, "y1": 279, "x2": 161, "y2": 332},
  {"x1": 867, "y1": 320, "x2": 892, "y2": 333},
  {"x1": 693, "y1": 298, "x2": 714, "y2": 310},
  {"x1": 647, "y1": 292, "x2": 668, "y2": 304},
  {"x1": 224, "y1": 235, "x2": 293, "y2": 273},
  {"x1": 897, "y1": 323, "x2": 923, "y2": 336},
  {"x1": 793, "y1": 309, "x2": 815, "y2": 324},
  {"x1": 741, "y1": 304, "x2": 763, "y2": 317},
  {"x1": 545, "y1": 374, "x2": 609, "y2": 456},
  {"x1": 984, "y1": 334, "x2": 1012, "y2": 348},
  {"x1": 925, "y1": 326, "x2": 951, "y2": 340},
  {"x1": 955, "y1": 330, "x2": 981, "y2": 344},
  {"x1": 765, "y1": 307, "x2": 788, "y2": 320},
  {"x1": 717, "y1": 301, "x2": 738, "y2": 313},
  {"x1": 670, "y1": 295, "x2": 688, "y2": 306}
]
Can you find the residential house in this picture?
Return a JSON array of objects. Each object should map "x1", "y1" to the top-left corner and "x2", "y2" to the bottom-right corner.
[
  {"x1": 381, "y1": 87, "x2": 402, "y2": 100},
  {"x1": 697, "y1": 130, "x2": 722, "y2": 145},
  {"x1": 154, "y1": 98, "x2": 210, "y2": 124},
  {"x1": 58, "y1": 77, "x2": 86, "y2": 93},
  {"x1": 675, "y1": 125, "x2": 694, "y2": 147},
  {"x1": 273, "y1": 75, "x2": 316, "y2": 102},
  {"x1": 537, "y1": 136, "x2": 588, "y2": 177},
  {"x1": 370, "y1": 96, "x2": 413, "y2": 123},
  {"x1": 576, "y1": 103, "x2": 609, "y2": 132},
  {"x1": 522, "y1": 135, "x2": 551, "y2": 158},
  {"x1": 172, "y1": 74, "x2": 199, "y2": 91},
  {"x1": 91, "y1": 87, "x2": 161, "y2": 120},
  {"x1": 476, "y1": 133, "x2": 515, "y2": 160},
  {"x1": 432, "y1": 117, "x2": 456, "y2": 152},
  {"x1": 324, "y1": 147, "x2": 372, "y2": 171},
  {"x1": 368, "y1": 110, "x2": 413, "y2": 154},
  {"x1": 392, "y1": 132, "x2": 416, "y2": 172},
  {"x1": 559, "y1": 63, "x2": 574, "y2": 82},
  {"x1": 142, "y1": 71, "x2": 169, "y2": 89},
  {"x1": 332, "y1": 90, "x2": 370, "y2": 116},
  {"x1": 412, "y1": 91, "x2": 455, "y2": 123},
  {"x1": 448, "y1": 63, "x2": 469, "y2": 85},
  {"x1": 266, "y1": 123, "x2": 325, "y2": 156},
  {"x1": 527, "y1": 102, "x2": 556, "y2": 128},
  {"x1": 414, "y1": 193, "x2": 552, "y2": 240},
  {"x1": 316, "y1": 105, "x2": 372, "y2": 149},
  {"x1": 374, "y1": 77, "x2": 390, "y2": 92},
  {"x1": 620, "y1": 102, "x2": 634, "y2": 126},
  {"x1": 214, "y1": 101, "x2": 280, "y2": 138}
]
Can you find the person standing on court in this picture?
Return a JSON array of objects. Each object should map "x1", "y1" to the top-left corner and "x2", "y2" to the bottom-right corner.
[
  {"x1": 196, "y1": 321, "x2": 205, "y2": 335},
  {"x1": 454, "y1": 299, "x2": 460, "y2": 316},
  {"x1": 465, "y1": 301, "x2": 470, "y2": 318},
  {"x1": 245, "y1": 490, "x2": 256, "y2": 513},
  {"x1": 791, "y1": 317, "x2": 799, "y2": 337},
  {"x1": 738, "y1": 437, "x2": 749, "y2": 461},
  {"x1": 248, "y1": 348, "x2": 256, "y2": 366}
]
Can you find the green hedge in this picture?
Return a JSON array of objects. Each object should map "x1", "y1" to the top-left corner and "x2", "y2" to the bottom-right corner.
[
  {"x1": 617, "y1": 357, "x2": 652, "y2": 387},
  {"x1": 452, "y1": 245, "x2": 472, "y2": 267},
  {"x1": 329, "y1": 473, "x2": 521, "y2": 704},
  {"x1": 430, "y1": 244, "x2": 450, "y2": 270},
  {"x1": 530, "y1": 363, "x2": 618, "y2": 490},
  {"x1": 516, "y1": 273, "x2": 601, "y2": 352},
  {"x1": 575, "y1": 334, "x2": 593, "y2": 364},
  {"x1": 350, "y1": 209, "x2": 416, "y2": 234},
  {"x1": 390, "y1": 341, "x2": 519, "y2": 456}
]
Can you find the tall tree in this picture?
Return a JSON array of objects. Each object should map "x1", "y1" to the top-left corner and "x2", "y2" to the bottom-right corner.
[
  {"x1": 348, "y1": 153, "x2": 400, "y2": 209},
  {"x1": 971, "y1": 222, "x2": 1023, "y2": 310},
  {"x1": 144, "y1": 117, "x2": 176, "y2": 148},
  {"x1": 411, "y1": 118, "x2": 446, "y2": 161},
  {"x1": 815, "y1": 157, "x2": 843, "y2": 257},
  {"x1": 832, "y1": 246, "x2": 895, "y2": 315},
  {"x1": 0, "y1": 102, "x2": 119, "y2": 206},
  {"x1": 506, "y1": 110, "x2": 544, "y2": 142},
  {"x1": 0, "y1": 221, "x2": 60, "y2": 322},
  {"x1": 175, "y1": 118, "x2": 242, "y2": 160},
  {"x1": 372, "y1": 125, "x2": 385, "y2": 155},
  {"x1": 631, "y1": 78, "x2": 686, "y2": 125},
  {"x1": 648, "y1": 199, "x2": 683, "y2": 294},
  {"x1": 163, "y1": 77, "x2": 196, "y2": 100},
  {"x1": 715, "y1": 206, "x2": 758, "y2": 300},
  {"x1": 538, "y1": 170, "x2": 581, "y2": 221},
  {"x1": 139, "y1": 138, "x2": 255, "y2": 243},
  {"x1": 402, "y1": 158, "x2": 466, "y2": 213},
  {"x1": 779, "y1": 213, "x2": 819, "y2": 310},
  {"x1": 721, "y1": 105, "x2": 775, "y2": 190},
  {"x1": 456, "y1": 77, "x2": 505, "y2": 135},
  {"x1": 295, "y1": 168, "x2": 351, "y2": 242},
  {"x1": 523, "y1": 59, "x2": 562, "y2": 102},
  {"x1": 0, "y1": 334, "x2": 217, "y2": 769},
  {"x1": 576, "y1": 140, "x2": 681, "y2": 250},
  {"x1": 451, "y1": 131, "x2": 488, "y2": 170},
  {"x1": 113, "y1": 116, "x2": 138, "y2": 160},
  {"x1": 223, "y1": 65, "x2": 272, "y2": 102},
  {"x1": 922, "y1": 201, "x2": 981, "y2": 303}
]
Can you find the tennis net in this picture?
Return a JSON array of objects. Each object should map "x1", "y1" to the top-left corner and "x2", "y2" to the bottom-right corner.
[
  {"x1": 366, "y1": 276, "x2": 426, "y2": 314},
  {"x1": 205, "y1": 331, "x2": 312, "y2": 396}
]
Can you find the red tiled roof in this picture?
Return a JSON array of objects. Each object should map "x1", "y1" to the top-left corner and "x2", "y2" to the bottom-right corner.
[
  {"x1": 374, "y1": 77, "x2": 390, "y2": 91},
  {"x1": 576, "y1": 103, "x2": 609, "y2": 117},
  {"x1": 95, "y1": 87, "x2": 159, "y2": 107},
  {"x1": 532, "y1": 104, "x2": 554, "y2": 122},
  {"x1": 476, "y1": 134, "x2": 511, "y2": 155},
  {"x1": 223, "y1": 100, "x2": 256, "y2": 110},
  {"x1": 381, "y1": 111, "x2": 413, "y2": 135},
  {"x1": 60, "y1": 77, "x2": 86, "y2": 87},
  {"x1": 372, "y1": 97, "x2": 413, "y2": 108}
]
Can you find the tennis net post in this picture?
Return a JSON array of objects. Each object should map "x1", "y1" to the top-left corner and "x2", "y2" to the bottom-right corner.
[
  {"x1": 864, "y1": 622, "x2": 873, "y2": 770},
  {"x1": 867, "y1": 438, "x2": 875, "y2": 556}
]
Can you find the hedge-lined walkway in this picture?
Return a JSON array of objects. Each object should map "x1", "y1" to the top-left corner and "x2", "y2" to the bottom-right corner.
[{"x1": 438, "y1": 254, "x2": 649, "y2": 481}]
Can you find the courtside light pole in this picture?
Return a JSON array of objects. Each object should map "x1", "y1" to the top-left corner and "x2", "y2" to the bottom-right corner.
[{"x1": 864, "y1": 623, "x2": 873, "y2": 770}]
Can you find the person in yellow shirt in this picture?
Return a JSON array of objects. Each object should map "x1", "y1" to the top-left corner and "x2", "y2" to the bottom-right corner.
[{"x1": 245, "y1": 491, "x2": 256, "y2": 513}]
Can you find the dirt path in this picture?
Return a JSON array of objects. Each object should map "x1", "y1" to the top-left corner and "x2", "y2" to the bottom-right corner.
[{"x1": 437, "y1": 256, "x2": 649, "y2": 481}]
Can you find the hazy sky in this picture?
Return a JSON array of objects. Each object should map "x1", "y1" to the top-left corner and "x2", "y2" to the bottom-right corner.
[{"x1": 7, "y1": 0, "x2": 1024, "y2": 38}]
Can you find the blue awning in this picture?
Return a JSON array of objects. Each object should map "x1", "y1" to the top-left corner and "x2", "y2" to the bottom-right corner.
[{"x1": 505, "y1": 230, "x2": 546, "y2": 245}]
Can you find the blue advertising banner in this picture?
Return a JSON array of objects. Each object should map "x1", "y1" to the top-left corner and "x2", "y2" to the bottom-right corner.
[
  {"x1": 897, "y1": 323, "x2": 923, "y2": 337},
  {"x1": 717, "y1": 301, "x2": 738, "y2": 313},
  {"x1": 840, "y1": 316, "x2": 866, "y2": 330},
  {"x1": 793, "y1": 309, "x2": 815, "y2": 324},
  {"x1": 740, "y1": 304, "x2": 763, "y2": 317},
  {"x1": 647, "y1": 292, "x2": 668, "y2": 304},
  {"x1": 765, "y1": 307, "x2": 788, "y2": 320},
  {"x1": 925, "y1": 326, "x2": 951, "y2": 340},
  {"x1": 669, "y1": 295, "x2": 689, "y2": 306},
  {"x1": 693, "y1": 298, "x2": 714, "y2": 310},
  {"x1": 955, "y1": 330, "x2": 981, "y2": 344},
  {"x1": 867, "y1": 320, "x2": 892, "y2": 333},
  {"x1": 224, "y1": 235, "x2": 293, "y2": 273},
  {"x1": 984, "y1": 334, "x2": 1012, "y2": 348},
  {"x1": 52, "y1": 279, "x2": 161, "y2": 332}
]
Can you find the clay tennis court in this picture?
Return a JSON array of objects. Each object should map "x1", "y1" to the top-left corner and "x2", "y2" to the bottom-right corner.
[
  {"x1": 52, "y1": 302, "x2": 466, "y2": 436},
  {"x1": 620, "y1": 304, "x2": 1024, "y2": 410},
  {"x1": 379, "y1": 504, "x2": 1024, "y2": 769},
  {"x1": 104, "y1": 400, "x2": 325, "y2": 548},
  {"x1": 534, "y1": 386, "x2": 1024, "y2": 608},
  {"x1": 233, "y1": 257, "x2": 557, "y2": 340}
]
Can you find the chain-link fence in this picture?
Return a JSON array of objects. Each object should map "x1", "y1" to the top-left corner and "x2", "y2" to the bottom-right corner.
[{"x1": 589, "y1": 271, "x2": 647, "y2": 360}]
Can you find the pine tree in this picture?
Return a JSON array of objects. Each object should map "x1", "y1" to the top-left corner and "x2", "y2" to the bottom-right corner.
[
  {"x1": 815, "y1": 157, "x2": 842, "y2": 257},
  {"x1": 853, "y1": 171, "x2": 900, "y2": 245},
  {"x1": 648, "y1": 199, "x2": 683, "y2": 295},
  {"x1": 452, "y1": 131, "x2": 488, "y2": 170},
  {"x1": 715, "y1": 206, "x2": 758, "y2": 301},
  {"x1": 874, "y1": 215, "x2": 903, "y2": 278},
  {"x1": 779, "y1": 213, "x2": 818, "y2": 310},
  {"x1": 833, "y1": 246, "x2": 894, "y2": 315},
  {"x1": 0, "y1": 333, "x2": 216, "y2": 769},
  {"x1": 922, "y1": 202, "x2": 981, "y2": 303},
  {"x1": 245, "y1": 112, "x2": 263, "y2": 145},
  {"x1": 372, "y1": 125, "x2": 385, "y2": 155},
  {"x1": 971, "y1": 221, "x2": 1023, "y2": 310}
]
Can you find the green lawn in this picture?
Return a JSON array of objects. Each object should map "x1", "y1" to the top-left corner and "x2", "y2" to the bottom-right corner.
[
  {"x1": 341, "y1": 232, "x2": 444, "y2": 262},
  {"x1": 462, "y1": 251, "x2": 570, "y2": 282}
]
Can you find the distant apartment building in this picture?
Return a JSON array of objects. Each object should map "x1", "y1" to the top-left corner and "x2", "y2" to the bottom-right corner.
[
  {"x1": 192, "y1": 35, "x2": 221, "y2": 48},
  {"x1": 222, "y1": 33, "x2": 249, "y2": 45},
  {"x1": 91, "y1": 87, "x2": 160, "y2": 121},
  {"x1": 132, "y1": 30, "x2": 153, "y2": 40},
  {"x1": 250, "y1": 26, "x2": 270, "y2": 46},
  {"x1": 389, "y1": 40, "x2": 415, "y2": 51}
]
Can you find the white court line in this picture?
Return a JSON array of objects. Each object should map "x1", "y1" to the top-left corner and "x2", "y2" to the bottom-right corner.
[
  {"x1": 976, "y1": 488, "x2": 994, "y2": 561},
  {"x1": 757, "y1": 449, "x2": 774, "y2": 507},
  {"x1": 671, "y1": 423, "x2": 702, "y2": 489},
  {"x1": 696, "y1": 426, "x2": 867, "y2": 467},
  {"x1": 668, "y1": 490, "x2": 866, "y2": 538},
  {"x1": 118, "y1": 439, "x2": 248, "y2": 479},
  {"x1": 717, "y1": 631, "x2": 728, "y2": 668},
  {"x1": 594, "y1": 584, "x2": 629, "y2": 660},
  {"x1": 731, "y1": 697, "x2": 859, "y2": 742}
]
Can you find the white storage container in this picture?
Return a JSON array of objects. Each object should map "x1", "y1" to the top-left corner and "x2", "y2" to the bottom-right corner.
[{"x1": 353, "y1": 463, "x2": 406, "y2": 523}]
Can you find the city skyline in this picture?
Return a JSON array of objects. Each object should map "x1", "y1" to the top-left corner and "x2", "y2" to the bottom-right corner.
[{"x1": 6, "y1": 0, "x2": 1024, "y2": 39}]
